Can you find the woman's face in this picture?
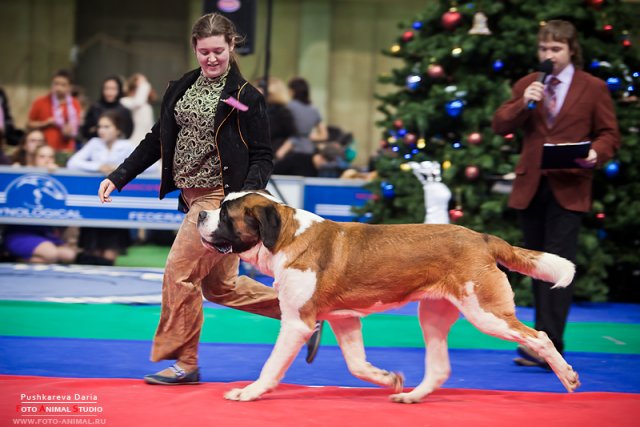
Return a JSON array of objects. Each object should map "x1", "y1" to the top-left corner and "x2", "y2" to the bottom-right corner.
[
  {"x1": 25, "y1": 131, "x2": 46, "y2": 154},
  {"x1": 34, "y1": 146, "x2": 56, "y2": 168},
  {"x1": 195, "y1": 35, "x2": 233, "y2": 78},
  {"x1": 97, "y1": 117, "x2": 120, "y2": 143},
  {"x1": 102, "y1": 80, "x2": 120, "y2": 103}
]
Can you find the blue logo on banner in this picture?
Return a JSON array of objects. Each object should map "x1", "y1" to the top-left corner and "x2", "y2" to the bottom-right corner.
[
  {"x1": 3, "y1": 174, "x2": 81, "y2": 219},
  {"x1": 8, "y1": 174, "x2": 66, "y2": 209}
]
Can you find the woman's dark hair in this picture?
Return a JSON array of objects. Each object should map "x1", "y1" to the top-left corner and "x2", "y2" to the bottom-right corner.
[
  {"x1": 98, "y1": 109, "x2": 125, "y2": 135},
  {"x1": 10, "y1": 129, "x2": 46, "y2": 165},
  {"x1": 288, "y1": 77, "x2": 311, "y2": 105},
  {"x1": 100, "y1": 75, "x2": 125, "y2": 104}
]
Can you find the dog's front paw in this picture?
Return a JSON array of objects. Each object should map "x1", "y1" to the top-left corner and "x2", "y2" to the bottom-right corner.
[
  {"x1": 389, "y1": 391, "x2": 424, "y2": 404},
  {"x1": 224, "y1": 383, "x2": 266, "y2": 402}
]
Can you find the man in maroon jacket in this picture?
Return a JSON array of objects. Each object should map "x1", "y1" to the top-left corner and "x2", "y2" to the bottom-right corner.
[{"x1": 492, "y1": 20, "x2": 620, "y2": 368}]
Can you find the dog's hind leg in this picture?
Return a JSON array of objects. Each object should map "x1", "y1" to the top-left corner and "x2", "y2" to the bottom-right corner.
[
  {"x1": 329, "y1": 317, "x2": 404, "y2": 391},
  {"x1": 451, "y1": 276, "x2": 580, "y2": 393},
  {"x1": 390, "y1": 298, "x2": 459, "y2": 404}
]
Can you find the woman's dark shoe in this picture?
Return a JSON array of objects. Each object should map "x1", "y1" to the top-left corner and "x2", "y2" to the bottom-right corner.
[
  {"x1": 144, "y1": 364, "x2": 201, "y2": 385},
  {"x1": 305, "y1": 321, "x2": 324, "y2": 364}
]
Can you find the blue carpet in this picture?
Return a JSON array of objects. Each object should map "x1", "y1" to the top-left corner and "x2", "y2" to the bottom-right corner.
[{"x1": 1, "y1": 335, "x2": 639, "y2": 393}]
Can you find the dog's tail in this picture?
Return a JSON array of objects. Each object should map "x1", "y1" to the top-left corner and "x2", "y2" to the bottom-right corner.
[{"x1": 486, "y1": 235, "x2": 575, "y2": 289}]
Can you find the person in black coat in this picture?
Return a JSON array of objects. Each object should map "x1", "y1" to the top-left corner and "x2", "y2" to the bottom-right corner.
[
  {"x1": 81, "y1": 76, "x2": 134, "y2": 142},
  {"x1": 0, "y1": 87, "x2": 24, "y2": 146},
  {"x1": 97, "y1": 13, "x2": 320, "y2": 386}
]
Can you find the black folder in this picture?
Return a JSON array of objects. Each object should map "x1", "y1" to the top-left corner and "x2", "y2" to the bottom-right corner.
[{"x1": 541, "y1": 141, "x2": 592, "y2": 169}]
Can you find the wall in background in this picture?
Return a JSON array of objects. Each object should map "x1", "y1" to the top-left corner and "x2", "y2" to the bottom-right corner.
[{"x1": 1, "y1": 0, "x2": 426, "y2": 166}]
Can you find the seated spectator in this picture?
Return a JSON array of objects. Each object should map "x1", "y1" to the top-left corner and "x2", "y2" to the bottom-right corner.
[
  {"x1": 273, "y1": 142, "x2": 344, "y2": 177},
  {"x1": 120, "y1": 73, "x2": 160, "y2": 175},
  {"x1": 287, "y1": 77, "x2": 328, "y2": 154},
  {"x1": 2, "y1": 147, "x2": 77, "y2": 263},
  {"x1": 32, "y1": 145, "x2": 59, "y2": 172},
  {"x1": 81, "y1": 75, "x2": 134, "y2": 143},
  {"x1": 2, "y1": 225, "x2": 77, "y2": 264},
  {"x1": 67, "y1": 110, "x2": 133, "y2": 264},
  {"x1": 255, "y1": 77, "x2": 297, "y2": 161},
  {"x1": 27, "y1": 69, "x2": 82, "y2": 158},
  {"x1": 67, "y1": 110, "x2": 133, "y2": 174},
  {"x1": 11, "y1": 129, "x2": 46, "y2": 166},
  {"x1": 120, "y1": 73, "x2": 155, "y2": 147}
]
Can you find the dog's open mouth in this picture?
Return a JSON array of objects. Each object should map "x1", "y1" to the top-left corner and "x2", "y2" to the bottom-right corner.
[{"x1": 201, "y1": 238, "x2": 233, "y2": 254}]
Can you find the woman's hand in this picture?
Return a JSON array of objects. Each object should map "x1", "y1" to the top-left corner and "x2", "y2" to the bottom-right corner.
[{"x1": 98, "y1": 178, "x2": 116, "y2": 203}]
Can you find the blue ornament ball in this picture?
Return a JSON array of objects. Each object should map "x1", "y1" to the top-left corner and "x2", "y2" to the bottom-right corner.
[
  {"x1": 412, "y1": 21, "x2": 423, "y2": 30},
  {"x1": 606, "y1": 77, "x2": 622, "y2": 91},
  {"x1": 445, "y1": 99, "x2": 464, "y2": 117},
  {"x1": 406, "y1": 74, "x2": 422, "y2": 91},
  {"x1": 604, "y1": 160, "x2": 620, "y2": 177},
  {"x1": 380, "y1": 182, "x2": 396, "y2": 199},
  {"x1": 597, "y1": 229, "x2": 608, "y2": 240},
  {"x1": 589, "y1": 59, "x2": 600, "y2": 69},
  {"x1": 493, "y1": 59, "x2": 505, "y2": 72}
]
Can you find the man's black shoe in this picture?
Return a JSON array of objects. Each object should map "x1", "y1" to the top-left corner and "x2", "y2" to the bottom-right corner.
[{"x1": 514, "y1": 345, "x2": 551, "y2": 371}]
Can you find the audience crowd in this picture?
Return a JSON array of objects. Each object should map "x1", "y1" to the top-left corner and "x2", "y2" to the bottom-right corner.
[{"x1": 0, "y1": 71, "x2": 356, "y2": 265}]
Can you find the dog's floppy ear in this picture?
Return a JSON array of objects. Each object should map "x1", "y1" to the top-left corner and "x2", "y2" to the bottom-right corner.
[{"x1": 251, "y1": 204, "x2": 281, "y2": 250}]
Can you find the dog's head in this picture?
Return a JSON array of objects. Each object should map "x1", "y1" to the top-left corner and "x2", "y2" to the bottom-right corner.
[{"x1": 197, "y1": 191, "x2": 283, "y2": 254}]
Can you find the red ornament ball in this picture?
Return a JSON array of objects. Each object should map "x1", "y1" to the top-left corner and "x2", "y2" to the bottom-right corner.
[
  {"x1": 623, "y1": 39, "x2": 632, "y2": 48},
  {"x1": 393, "y1": 119, "x2": 404, "y2": 129},
  {"x1": 587, "y1": 0, "x2": 605, "y2": 9},
  {"x1": 603, "y1": 24, "x2": 613, "y2": 32},
  {"x1": 467, "y1": 132, "x2": 482, "y2": 145},
  {"x1": 427, "y1": 64, "x2": 445, "y2": 79},
  {"x1": 449, "y1": 208, "x2": 464, "y2": 222},
  {"x1": 465, "y1": 165, "x2": 480, "y2": 180},
  {"x1": 504, "y1": 133, "x2": 515, "y2": 141},
  {"x1": 442, "y1": 8, "x2": 463, "y2": 31},
  {"x1": 402, "y1": 30, "x2": 414, "y2": 42},
  {"x1": 596, "y1": 212, "x2": 606, "y2": 220},
  {"x1": 404, "y1": 133, "x2": 417, "y2": 144}
]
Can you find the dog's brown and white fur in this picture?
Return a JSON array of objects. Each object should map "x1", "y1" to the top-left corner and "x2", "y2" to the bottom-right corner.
[{"x1": 197, "y1": 191, "x2": 580, "y2": 403}]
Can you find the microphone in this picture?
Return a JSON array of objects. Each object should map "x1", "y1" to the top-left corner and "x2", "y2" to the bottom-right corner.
[{"x1": 527, "y1": 59, "x2": 554, "y2": 110}]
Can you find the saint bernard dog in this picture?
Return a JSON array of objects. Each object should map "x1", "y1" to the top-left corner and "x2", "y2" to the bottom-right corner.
[{"x1": 197, "y1": 190, "x2": 580, "y2": 403}]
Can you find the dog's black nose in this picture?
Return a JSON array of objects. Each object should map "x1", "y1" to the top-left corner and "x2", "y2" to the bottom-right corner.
[{"x1": 198, "y1": 211, "x2": 208, "y2": 222}]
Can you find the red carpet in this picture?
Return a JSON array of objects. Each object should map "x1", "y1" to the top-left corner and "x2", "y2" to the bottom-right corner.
[{"x1": 1, "y1": 375, "x2": 639, "y2": 427}]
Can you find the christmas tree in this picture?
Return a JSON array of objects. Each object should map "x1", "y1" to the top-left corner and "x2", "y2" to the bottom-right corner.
[{"x1": 357, "y1": 0, "x2": 640, "y2": 304}]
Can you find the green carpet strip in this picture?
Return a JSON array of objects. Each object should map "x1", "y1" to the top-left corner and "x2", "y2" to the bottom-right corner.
[{"x1": 0, "y1": 300, "x2": 638, "y2": 354}]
